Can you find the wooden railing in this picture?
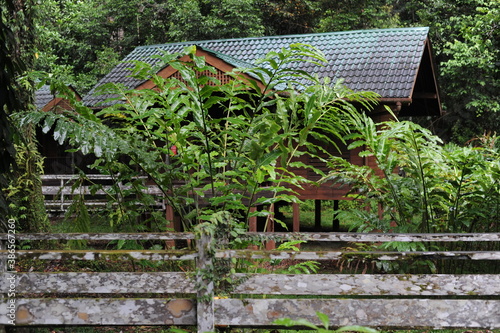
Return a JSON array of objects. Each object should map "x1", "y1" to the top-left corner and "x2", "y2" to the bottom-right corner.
[
  {"x1": 41, "y1": 174, "x2": 165, "y2": 212},
  {"x1": 1, "y1": 231, "x2": 499, "y2": 332}
]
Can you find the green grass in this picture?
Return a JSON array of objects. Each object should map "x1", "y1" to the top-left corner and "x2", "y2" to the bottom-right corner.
[{"x1": 279, "y1": 200, "x2": 355, "y2": 231}]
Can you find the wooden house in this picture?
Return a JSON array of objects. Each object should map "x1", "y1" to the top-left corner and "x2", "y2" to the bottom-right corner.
[
  {"x1": 58, "y1": 27, "x2": 442, "y2": 234},
  {"x1": 35, "y1": 85, "x2": 87, "y2": 175}
]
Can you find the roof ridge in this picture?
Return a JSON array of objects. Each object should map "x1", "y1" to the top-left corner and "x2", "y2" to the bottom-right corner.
[
  {"x1": 134, "y1": 27, "x2": 430, "y2": 50},
  {"x1": 196, "y1": 45, "x2": 256, "y2": 68}
]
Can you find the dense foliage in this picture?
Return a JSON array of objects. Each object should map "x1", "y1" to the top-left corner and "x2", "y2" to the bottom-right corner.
[
  {"x1": 324, "y1": 112, "x2": 499, "y2": 235},
  {"x1": 21, "y1": 44, "x2": 379, "y2": 232},
  {"x1": 1, "y1": 0, "x2": 49, "y2": 232},
  {"x1": 28, "y1": 0, "x2": 500, "y2": 142},
  {"x1": 2, "y1": 0, "x2": 499, "y2": 234}
]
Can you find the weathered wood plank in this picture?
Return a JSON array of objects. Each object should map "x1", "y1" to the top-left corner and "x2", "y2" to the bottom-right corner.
[
  {"x1": 42, "y1": 185, "x2": 164, "y2": 196},
  {"x1": 10, "y1": 249, "x2": 499, "y2": 262},
  {"x1": 244, "y1": 232, "x2": 500, "y2": 242},
  {"x1": 231, "y1": 274, "x2": 500, "y2": 296},
  {"x1": 216, "y1": 249, "x2": 500, "y2": 260},
  {"x1": 7, "y1": 298, "x2": 497, "y2": 328},
  {"x1": 0, "y1": 232, "x2": 195, "y2": 241},
  {"x1": 0, "y1": 298, "x2": 195, "y2": 326},
  {"x1": 0, "y1": 272, "x2": 195, "y2": 294},
  {"x1": 3, "y1": 250, "x2": 197, "y2": 261},
  {"x1": 3, "y1": 273, "x2": 498, "y2": 297},
  {"x1": 214, "y1": 299, "x2": 500, "y2": 329},
  {"x1": 2, "y1": 232, "x2": 499, "y2": 242},
  {"x1": 41, "y1": 174, "x2": 123, "y2": 180}
]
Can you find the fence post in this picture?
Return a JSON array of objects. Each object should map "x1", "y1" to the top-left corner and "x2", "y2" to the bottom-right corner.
[{"x1": 196, "y1": 231, "x2": 214, "y2": 333}]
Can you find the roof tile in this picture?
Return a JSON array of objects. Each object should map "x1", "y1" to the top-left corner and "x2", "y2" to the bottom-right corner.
[{"x1": 83, "y1": 27, "x2": 430, "y2": 107}]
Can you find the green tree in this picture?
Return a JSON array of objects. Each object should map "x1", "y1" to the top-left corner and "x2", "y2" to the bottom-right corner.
[
  {"x1": 33, "y1": 0, "x2": 266, "y2": 94},
  {"x1": 0, "y1": 0, "x2": 23, "y2": 223},
  {"x1": 166, "y1": 0, "x2": 264, "y2": 41},
  {"x1": 259, "y1": 0, "x2": 320, "y2": 35},
  {"x1": 1, "y1": 0, "x2": 49, "y2": 232},
  {"x1": 34, "y1": 0, "x2": 121, "y2": 93},
  {"x1": 315, "y1": 0, "x2": 401, "y2": 32},
  {"x1": 400, "y1": 0, "x2": 500, "y2": 143}
]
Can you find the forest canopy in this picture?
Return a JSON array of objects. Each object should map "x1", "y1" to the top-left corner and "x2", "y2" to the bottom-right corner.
[
  {"x1": 28, "y1": 0, "x2": 499, "y2": 143},
  {"x1": 2, "y1": 0, "x2": 499, "y2": 143}
]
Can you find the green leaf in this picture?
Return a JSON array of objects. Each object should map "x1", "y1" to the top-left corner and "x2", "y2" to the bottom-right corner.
[
  {"x1": 336, "y1": 326, "x2": 379, "y2": 333},
  {"x1": 316, "y1": 312, "x2": 330, "y2": 330}
]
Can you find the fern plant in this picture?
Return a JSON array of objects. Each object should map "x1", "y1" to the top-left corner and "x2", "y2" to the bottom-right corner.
[
  {"x1": 324, "y1": 112, "x2": 499, "y2": 235},
  {"x1": 275, "y1": 311, "x2": 378, "y2": 333}
]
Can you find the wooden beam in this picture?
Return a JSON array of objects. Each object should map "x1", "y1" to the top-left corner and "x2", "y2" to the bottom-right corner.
[
  {"x1": 248, "y1": 207, "x2": 258, "y2": 250},
  {"x1": 0, "y1": 232, "x2": 194, "y2": 241},
  {"x1": 0, "y1": 272, "x2": 195, "y2": 294},
  {"x1": 3, "y1": 232, "x2": 499, "y2": 243},
  {"x1": 230, "y1": 274, "x2": 500, "y2": 296},
  {"x1": 196, "y1": 232, "x2": 215, "y2": 333},
  {"x1": 5, "y1": 272, "x2": 497, "y2": 297},
  {"x1": 248, "y1": 207, "x2": 257, "y2": 232},
  {"x1": 165, "y1": 205, "x2": 176, "y2": 248},
  {"x1": 214, "y1": 298, "x2": 500, "y2": 329},
  {"x1": 265, "y1": 204, "x2": 275, "y2": 250},
  {"x1": 7, "y1": 250, "x2": 197, "y2": 261},
  {"x1": 412, "y1": 92, "x2": 438, "y2": 99},
  {"x1": 239, "y1": 232, "x2": 500, "y2": 243},
  {"x1": 215, "y1": 249, "x2": 500, "y2": 261}
]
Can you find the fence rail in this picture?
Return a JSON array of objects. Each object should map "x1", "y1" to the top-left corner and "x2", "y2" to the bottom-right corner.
[{"x1": 1, "y1": 232, "x2": 499, "y2": 331}]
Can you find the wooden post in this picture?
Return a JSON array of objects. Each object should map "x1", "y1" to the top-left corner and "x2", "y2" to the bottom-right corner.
[
  {"x1": 314, "y1": 200, "x2": 322, "y2": 231},
  {"x1": 292, "y1": 202, "x2": 300, "y2": 233},
  {"x1": 265, "y1": 204, "x2": 275, "y2": 250},
  {"x1": 249, "y1": 207, "x2": 257, "y2": 232},
  {"x1": 165, "y1": 205, "x2": 176, "y2": 249},
  {"x1": 196, "y1": 231, "x2": 214, "y2": 333},
  {"x1": 332, "y1": 200, "x2": 340, "y2": 232},
  {"x1": 292, "y1": 202, "x2": 300, "y2": 249}
]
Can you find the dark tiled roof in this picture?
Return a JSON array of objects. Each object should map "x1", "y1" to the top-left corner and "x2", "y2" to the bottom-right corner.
[
  {"x1": 34, "y1": 85, "x2": 56, "y2": 109},
  {"x1": 83, "y1": 27, "x2": 430, "y2": 107}
]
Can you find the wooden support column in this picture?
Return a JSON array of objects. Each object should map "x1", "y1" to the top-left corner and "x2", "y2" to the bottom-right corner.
[
  {"x1": 249, "y1": 207, "x2": 257, "y2": 232},
  {"x1": 165, "y1": 205, "x2": 176, "y2": 249},
  {"x1": 314, "y1": 200, "x2": 322, "y2": 231},
  {"x1": 265, "y1": 204, "x2": 275, "y2": 250},
  {"x1": 292, "y1": 202, "x2": 300, "y2": 233},
  {"x1": 292, "y1": 202, "x2": 301, "y2": 249},
  {"x1": 248, "y1": 207, "x2": 258, "y2": 250},
  {"x1": 332, "y1": 200, "x2": 340, "y2": 232}
]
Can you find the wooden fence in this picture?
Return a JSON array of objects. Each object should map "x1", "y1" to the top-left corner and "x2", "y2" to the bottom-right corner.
[{"x1": 1, "y1": 231, "x2": 499, "y2": 332}]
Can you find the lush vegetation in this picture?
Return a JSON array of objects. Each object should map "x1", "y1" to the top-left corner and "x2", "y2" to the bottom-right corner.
[
  {"x1": 1, "y1": 2, "x2": 498, "y2": 331},
  {"x1": 2, "y1": 0, "x2": 499, "y2": 232},
  {"x1": 325, "y1": 113, "x2": 499, "y2": 235},
  {"x1": 21, "y1": 44, "x2": 379, "y2": 233}
]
